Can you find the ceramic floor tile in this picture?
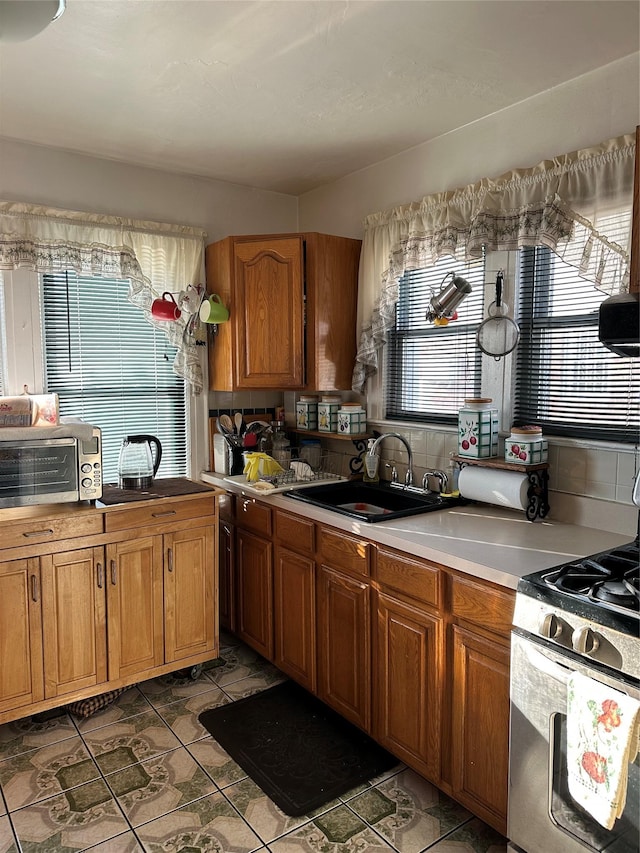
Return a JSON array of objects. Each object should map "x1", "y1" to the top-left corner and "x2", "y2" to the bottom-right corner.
[
  {"x1": 134, "y1": 790, "x2": 263, "y2": 852},
  {"x1": 81, "y1": 710, "x2": 182, "y2": 774},
  {"x1": 0, "y1": 714, "x2": 77, "y2": 761},
  {"x1": 218, "y1": 629, "x2": 242, "y2": 650},
  {"x1": 156, "y1": 686, "x2": 230, "y2": 745},
  {"x1": 71, "y1": 687, "x2": 153, "y2": 734},
  {"x1": 223, "y1": 777, "x2": 340, "y2": 845},
  {"x1": 10, "y1": 778, "x2": 129, "y2": 852},
  {"x1": 348, "y1": 769, "x2": 472, "y2": 853},
  {"x1": 268, "y1": 804, "x2": 396, "y2": 853},
  {"x1": 0, "y1": 815, "x2": 17, "y2": 853},
  {"x1": 425, "y1": 817, "x2": 508, "y2": 852},
  {"x1": 0, "y1": 793, "x2": 5, "y2": 816},
  {"x1": 139, "y1": 669, "x2": 225, "y2": 710},
  {"x1": 104, "y1": 746, "x2": 218, "y2": 828},
  {"x1": 83, "y1": 830, "x2": 145, "y2": 852},
  {"x1": 186, "y1": 737, "x2": 247, "y2": 789},
  {"x1": 338, "y1": 763, "x2": 405, "y2": 803},
  {"x1": 220, "y1": 672, "x2": 287, "y2": 703},
  {"x1": 0, "y1": 735, "x2": 100, "y2": 812},
  {"x1": 204, "y1": 644, "x2": 281, "y2": 689}
]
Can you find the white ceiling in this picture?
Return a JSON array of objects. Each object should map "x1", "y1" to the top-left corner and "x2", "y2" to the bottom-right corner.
[{"x1": 1, "y1": 0, "x2": 638, "y2": 195}]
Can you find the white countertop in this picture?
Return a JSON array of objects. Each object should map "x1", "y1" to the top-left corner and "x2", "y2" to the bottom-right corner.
[{"x1": 200, "y1": 472, "x2": 634, "y2": 591}]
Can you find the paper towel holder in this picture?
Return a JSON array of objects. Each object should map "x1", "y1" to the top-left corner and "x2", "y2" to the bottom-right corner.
[{"x1": 453, "y1": 455, "x2": 550, "y2": 521}]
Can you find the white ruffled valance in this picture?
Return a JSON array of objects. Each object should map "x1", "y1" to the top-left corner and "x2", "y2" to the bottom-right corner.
[
  {"x1": 353, "y1": 133, "x2": 635, "y2": 392},
  {"x1": 0, "y1": 201, "x2": 206, "y2": 392}
]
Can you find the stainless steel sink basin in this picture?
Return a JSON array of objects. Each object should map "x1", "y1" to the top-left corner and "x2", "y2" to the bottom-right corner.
[{"x1": 284, "y1": 480, "x2": 463, "y2": 522}]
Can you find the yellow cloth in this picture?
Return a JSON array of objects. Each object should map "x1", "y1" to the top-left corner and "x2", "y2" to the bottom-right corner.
[
  {"x1": 243, "y1": 452, "x2": 284, "y2": 483},
  {"x1": 567, "y1": 671, "x2": 640, "y2": 830}
]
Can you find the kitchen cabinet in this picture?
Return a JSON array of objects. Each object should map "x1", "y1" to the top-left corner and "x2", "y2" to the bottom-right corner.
[
  {"x1": 317, "y1": 528, "x2": 371, "y2": 732},
  {"x1": 0, "y1": 557, "x2": 43, "y2": 714},
  {"x1": 41, "y1": 547, "x2": 107, "y2": 699},
  {"x1": 274, "y1": 510, "x2": 316, "y2": 692},
  {"x1": 234, "y1": 497, "x2": 274, "y2": 659},
  {"x1": 205, "y1": 232, "x2": 361, "y2": 391},
  {"x1": 447, "y1": 572, "x2": 514, "y2": 835},
  {"x1": 372, "y1": 547, "x2": 443, "y2": 783}
]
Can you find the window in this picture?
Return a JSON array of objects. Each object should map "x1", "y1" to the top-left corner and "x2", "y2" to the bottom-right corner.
[
  {"x1": 42, "y1": 272, "x2": 188, "y2": 482},
  {"x1": 386, "y1": 254, "x2": 486, "y2": 424},
  {"x1": 0, "y1": 282, "x2": 5, "y2": 395},
  {"x1": 515, "y1": 217, "x2": 639, "y2": 443}
]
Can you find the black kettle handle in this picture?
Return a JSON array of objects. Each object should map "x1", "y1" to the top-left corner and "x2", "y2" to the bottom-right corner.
[{"x1": 128, "y1": 434, "x2": 163, "y2": 476}]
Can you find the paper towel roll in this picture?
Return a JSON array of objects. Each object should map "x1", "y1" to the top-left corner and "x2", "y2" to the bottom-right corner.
[{"x1": 458, "y1": 465, "x2": 529, "y2": 511}]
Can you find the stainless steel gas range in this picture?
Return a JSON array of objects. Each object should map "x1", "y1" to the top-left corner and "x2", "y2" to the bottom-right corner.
[{"x1": 508, "y1": 526, "x2": 639, "y2": 853}]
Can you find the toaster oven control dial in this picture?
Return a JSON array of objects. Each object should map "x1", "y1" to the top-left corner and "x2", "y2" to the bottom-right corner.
[
  {"x1": 572, "y1": 625, "x2": 600, "y2": 656},
  {"x1": 81, "y1": 463, "x2": 92, "y2": 473},
  {"x1": 539, "y1": 612, "x2": 563, "y2": 640}
]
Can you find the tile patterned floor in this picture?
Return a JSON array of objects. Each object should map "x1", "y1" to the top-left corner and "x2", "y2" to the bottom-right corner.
[{"x1": 0, "y1": 632, "x2": 508, "y2": 853}]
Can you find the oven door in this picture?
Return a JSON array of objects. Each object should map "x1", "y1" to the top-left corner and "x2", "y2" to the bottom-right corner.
[
  {"x1": 0, "y1": 438, "x2": 79, "y2": 507},
  {"x1": 509, "y1": 631, "x2": 639, "y2": 853}
]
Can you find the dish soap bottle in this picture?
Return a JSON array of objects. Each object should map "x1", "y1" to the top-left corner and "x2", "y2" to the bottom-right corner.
[{"x1": 363, "y1": 438, "x2": 380, "y2": 483}]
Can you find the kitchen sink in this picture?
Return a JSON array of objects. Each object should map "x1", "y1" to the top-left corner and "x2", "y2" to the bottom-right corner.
[{"x1": 284, "y1": 480, "x2": 463, "y2": 522}]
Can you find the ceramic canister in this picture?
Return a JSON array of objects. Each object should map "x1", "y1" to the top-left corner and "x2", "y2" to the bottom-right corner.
[
  {"x1": 338, "y1": 404, "x2": 366, "y2": 435},
  {"x1": 318, "y1": 396, "x2": 340, "y2": 432},
  {"x1": 296, "y1": 396, "x2": 318, "y2": 430},
  {"x1": 505, "y1": 426, "x2": 548, "y2": 465},
  {"x1": 457, "y1": 398, "x2": 499, "y2": 458}
]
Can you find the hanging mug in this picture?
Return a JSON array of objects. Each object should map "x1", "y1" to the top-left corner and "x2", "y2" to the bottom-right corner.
[
  {"x1": 200, "y1": 294, "x2": 229, "y2": 324},
  {"x1": 151, "y1": 292, "x2": 181, "y2": 321}
]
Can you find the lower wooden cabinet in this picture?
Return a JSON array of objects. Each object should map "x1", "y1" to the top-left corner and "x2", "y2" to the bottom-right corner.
[
  {"x1": 218, "y1": 519, "x2": 235, "y2": 632},
  {"x1": 274, "y1": 545, "x2": 316, "y2": 691},
  {"x1": 450, "y1": 625, "x2": 511, "y2": 834},
  {"x1": 317, "y1": 564, "x2": 371, "y2": 732},
  {"x1": 373, "y1": 590, "x2": 443, "y2": 782},
  {"x1": 0, "y1": 557, "x2": 43, "y2": 714},
  {"x1": 235, "y1": 528, "x2": 273, "y2": 659}
]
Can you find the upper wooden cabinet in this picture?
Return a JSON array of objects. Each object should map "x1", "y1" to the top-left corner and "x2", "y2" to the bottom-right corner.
[{"x1": 205, "y1": 232, "x2": 362, "y2": 391}]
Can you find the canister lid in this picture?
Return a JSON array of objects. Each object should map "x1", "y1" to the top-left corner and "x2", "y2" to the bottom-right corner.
[
  {"x1": 321, "y1": 395, "x2": 341, "y2": 403},
  {"x1": 510, "y1": 425, "x2": 542, "y2": 435},
  {"x1": 298, "y1": 395, "x2": 318, "y2": 402},
  {"x1": 464, "y1": 397, "x2": 492, "y2": 404}
]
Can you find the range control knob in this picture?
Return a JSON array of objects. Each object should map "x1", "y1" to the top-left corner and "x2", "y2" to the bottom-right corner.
[
  {"x1": 539, "y1": 612, "x2": 563, "y2": 639},
  {"x1": 572, "y1": 626, "x2": 600, "y2": 656}
]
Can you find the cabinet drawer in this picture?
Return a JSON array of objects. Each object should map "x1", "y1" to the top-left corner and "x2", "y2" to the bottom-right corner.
[
  {"x1": 274, "y1": 511, "x2": 314, "y2": 554},
  {"x1": 235, "y1": 497, "x2": 272, "y2": 537},
  {"x1": 319, "y1": 527, "x2": 369, "y2": 577},
  {"x1": 1, "y1": 513, "x2": 102, "y2": 551},
  {"x1": 104, "y1": 497, "x2": 216, "y2": 533},
  {"x1": 375, "y1": 547, "x2": 441, "y2": 608},
  {"x1": 449, "y1": 573, "x2": 515, "y2": 637}
]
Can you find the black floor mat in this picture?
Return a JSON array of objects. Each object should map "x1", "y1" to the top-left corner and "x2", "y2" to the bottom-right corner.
[{"x1": 198, "y1": 680, "x2": 397, "y2": 816}]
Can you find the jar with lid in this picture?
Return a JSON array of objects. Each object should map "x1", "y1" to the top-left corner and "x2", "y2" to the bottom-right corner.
[
  {"x1": 270, "y1": 421, "x2": 291, "y2": 465},
  {"x1": 505, "y1": 426, "x2": 548, "y2": 465},
  {"x1": 318, "y1": 395, "x2": 340, "y2": 432},
  {"x1": 457, "y1": 398, "x2": 499, "y2": 458},
  {"x1": 300, "y1": 439, "x2": 322, "y2": 470},
  {"x1": 338, "y1": 404, "x2": 366, "y2": 435},
  {"x1": 296, "y1": 396, "x2": 318, "y2": 430}
]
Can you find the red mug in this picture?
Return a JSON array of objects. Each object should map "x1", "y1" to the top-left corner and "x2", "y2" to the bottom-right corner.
[{"x1": 151, "y1": 292, "x2": 181, "y2": 321}]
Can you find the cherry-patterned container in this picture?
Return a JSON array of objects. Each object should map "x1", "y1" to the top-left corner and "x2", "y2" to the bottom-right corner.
[
  {"x1": 505, "y1": 426, "x2": 548, "y2": 465},
  {"x1": 457, "y1": 398, "x2": 499, "y2": 459}
]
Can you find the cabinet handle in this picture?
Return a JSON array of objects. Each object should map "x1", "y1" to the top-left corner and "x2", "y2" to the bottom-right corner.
[
  {"x1": 167, "y1": 548, "x2": 173, "y2": 572},
  {"x1": 152, "y1": 510, "x2": 177, "y2": 518},
  {"x1": 23, "y1": 529, "x2": 54, "y2": 538},
  {"x1": 110, "y1": 560, "x2": 117, "y2": 585},
  {"x1": 97, "y1": 562, "x2": 104, "y2": 589},
  {"x1": 30, "y1": 574, "x2": 39, "y2": 602}
]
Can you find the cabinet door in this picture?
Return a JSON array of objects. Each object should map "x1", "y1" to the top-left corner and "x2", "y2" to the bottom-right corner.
[
  {"x1": 274, "y1": 546, "x2": 316, "y2": 692},
  {"x1": 165, "y1": 525, "x2": 217, "y2": 664},
  {"x1": 233, "y1": 238, "x2": 304, "y2": 388},
  {"x1": 450, "y1": 625, "x2": 510, "y2": 835},
  {"x1": 219, "y1": 520, "x2": 235, "y2": 632},
  {"x1": 317, "y1": 564, "x2": 370, "y2": 732},
  {"x1": 106, "y1": 536, "x2": 164, "y2": 680},
  {"x1": 40, "y1": 547, "x2": 107, "y2": 699},
  {"x1": 374, "y1": 591, "x2": 442, "y2": 783},
  {"x1": 0, "y1": 558, "x2": 43, "y2": 712},
  {"x1": 235, "y1": 528, "x2": 273, "y2": 659}
]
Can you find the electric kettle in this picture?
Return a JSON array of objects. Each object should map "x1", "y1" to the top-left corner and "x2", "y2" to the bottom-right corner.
[{"x1": 118, "y1": 434, "x2": 162, "y2": 489}]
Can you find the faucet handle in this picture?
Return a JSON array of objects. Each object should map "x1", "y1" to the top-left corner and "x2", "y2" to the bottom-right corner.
[{"x1": 385, "y1": 463, "x2": 398, "y2": 484}]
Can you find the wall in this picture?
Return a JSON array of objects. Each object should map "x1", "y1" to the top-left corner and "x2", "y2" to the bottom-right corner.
[{"x1": 298, "y1": 54, "x2": 640, "y2": 535}]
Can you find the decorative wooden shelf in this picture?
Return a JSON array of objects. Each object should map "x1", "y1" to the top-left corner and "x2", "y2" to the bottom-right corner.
[{"x1": 452, "y1": 455, "x2": 550, "y2": 521}]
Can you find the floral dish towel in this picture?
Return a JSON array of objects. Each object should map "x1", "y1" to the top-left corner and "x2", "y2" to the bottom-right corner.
[{"x1": 567, "y1": 671, "x2": 640, "y2": 829}]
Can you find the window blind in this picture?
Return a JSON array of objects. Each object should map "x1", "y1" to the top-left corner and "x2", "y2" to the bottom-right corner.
[
  {"x1": 386, "y1": 255, "x2": 486, "y2": 423},
  {"x1": 515, "y1": 238, "x2": 639, "y2": 444},
  {"x1": 42, "y1": 272, "x2": 188, "y2": 482}
]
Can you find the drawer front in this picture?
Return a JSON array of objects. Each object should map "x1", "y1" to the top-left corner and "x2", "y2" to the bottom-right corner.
[
  {"x1": 375, "y1": 547, "x2": 440, "y2": 608},
  {"x1": 449, "y1": 573, "x2": 515, "y2": 637},
  {"x1": 105, "y1": 497, "x2": 216, "y2": 533},
  {"x1": 235, "y1": 497, "x2": 272, "y2": 537},
  {"x1": 274, "y1": 510, "x2": 315, "y2": 555},
  {"x1": 1, "y1": 513, "x2": 102, "y2": 550},
  {"x1": 319, "y1": 528, "x2": 369, "y2": 577}
]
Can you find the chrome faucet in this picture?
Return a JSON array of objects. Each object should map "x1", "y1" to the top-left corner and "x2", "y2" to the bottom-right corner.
[
  {"x1": 371, "y1": 433, "x2": 414, "y2": 487},
  {"x1": 421, "y1": 469, "x2": 448, "y2": 493}
]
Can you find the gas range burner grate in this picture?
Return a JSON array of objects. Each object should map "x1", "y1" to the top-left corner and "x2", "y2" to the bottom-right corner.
[{"x1": 542, "y1": 541, "x2": 639, "y2": 614}]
